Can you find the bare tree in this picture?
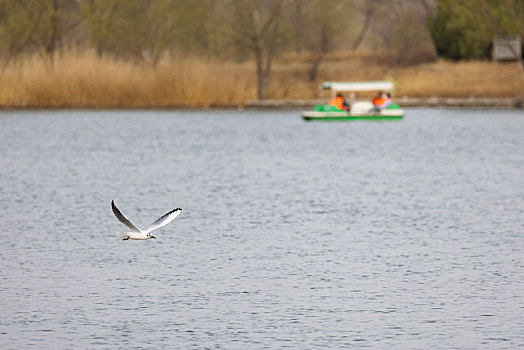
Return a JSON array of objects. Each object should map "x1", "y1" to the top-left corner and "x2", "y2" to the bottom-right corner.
[
  {"x1": 307, "y1": 0, "x2": 349, "y2": 81},
  {"x1": 228, "y1": 0, "x2": 285, "y2": 99},
  {"x1": 82, "y1": 0, "x2": 194, "y2": 66},
  {"x1": 0, "y1": 0, "x2": 79, "y2": 60},
  {"x1": 351, "y1": 0, "x2": 377, "y2": 50},
  {"x1": 142, "y1": 0, "x2": 190, "y2": 66},
  {"x1": 81, "y1": 0, "x2": 118, "y2": 57},
  {"x1": 368, "y1": 0, "x2": 436, "y2": 64},
  {"x1": 0, "y1": 0, "x2": 38, "y2": 59}
]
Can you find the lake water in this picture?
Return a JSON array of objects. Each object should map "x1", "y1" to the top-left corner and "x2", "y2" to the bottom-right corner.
[{"x1": 0, "y1": 108, "x2": 523, "y2": 349}]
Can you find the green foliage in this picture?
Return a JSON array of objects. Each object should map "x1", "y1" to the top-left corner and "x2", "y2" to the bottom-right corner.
[{"x1": 429, "y1": 0, "x2": 524, "y2": 59}]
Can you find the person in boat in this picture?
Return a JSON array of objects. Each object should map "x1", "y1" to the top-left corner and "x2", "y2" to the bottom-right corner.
[
  {"x1": 329, "y1": 93, "x2": 350, "y2": 111},
  {"x1": 371, "y1": 91, "x2": 392, "y2": 111}
]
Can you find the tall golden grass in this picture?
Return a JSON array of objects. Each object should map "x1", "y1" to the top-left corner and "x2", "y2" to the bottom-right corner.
[
  {"x1": 0, "y1": 50, "x2": 256, "y2": 108},
  {"x1": 1, "y1": 50, "x2": 523, "y2": 108},
  {"x1": 271, "y1": 51, "x2": 524, "y2": 99}
]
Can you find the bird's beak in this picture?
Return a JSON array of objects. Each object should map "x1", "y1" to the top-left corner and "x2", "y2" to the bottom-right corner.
[{"x1": 151, "y1": 235, "x2": 156, "y2": 239}]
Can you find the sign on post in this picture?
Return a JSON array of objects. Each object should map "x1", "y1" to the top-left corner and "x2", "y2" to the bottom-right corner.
[{"x1": 492, "y1": 35, "x2": 522, "y2": 62}]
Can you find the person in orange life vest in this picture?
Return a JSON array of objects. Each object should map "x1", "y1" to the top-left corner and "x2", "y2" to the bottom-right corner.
[
  {"x1": 371, "y1": 91, "x2": 392, "y2": 111},
  {"x1": 329, "y1": 93, "x2": 350, "y2": 111}
]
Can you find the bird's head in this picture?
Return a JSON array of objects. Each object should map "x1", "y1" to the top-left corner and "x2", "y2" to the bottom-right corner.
[{"x1": 147, "y1": 233, "x2": 156, "y2": 239}]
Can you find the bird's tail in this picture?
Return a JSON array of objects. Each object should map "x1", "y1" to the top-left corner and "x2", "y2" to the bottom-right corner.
[{"x1": 116, "y1": 232, "x2": 128, "y2": 240}]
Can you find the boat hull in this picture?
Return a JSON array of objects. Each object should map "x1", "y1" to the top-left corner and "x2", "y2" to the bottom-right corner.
[{"x1": 301, "y1": 110, "x2": 404, "y2": 121}]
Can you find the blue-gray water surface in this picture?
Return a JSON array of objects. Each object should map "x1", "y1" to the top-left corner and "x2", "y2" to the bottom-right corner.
[{"x1": 0, "y1": 109, "x2": 523, "y2": 349}]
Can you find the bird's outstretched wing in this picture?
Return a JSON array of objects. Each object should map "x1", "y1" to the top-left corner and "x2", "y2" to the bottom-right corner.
[
  {"x1": 111, "y1": 200, "x2": 141, "y2": 233},
  {"x1": 143, "y1": 208, "x2": 182, "y2": 234}
]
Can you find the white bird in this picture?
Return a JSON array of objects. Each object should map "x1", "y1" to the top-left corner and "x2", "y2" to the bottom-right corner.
[{"x1": 111, "y1": 200, "x2": 182, "y2": 240}]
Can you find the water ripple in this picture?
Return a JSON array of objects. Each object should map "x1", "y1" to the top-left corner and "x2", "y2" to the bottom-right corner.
[{"x1": 0, "y1": 109, "x2": 523, "y2": 348}]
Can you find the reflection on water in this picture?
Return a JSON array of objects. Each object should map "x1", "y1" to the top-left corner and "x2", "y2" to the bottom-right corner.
[{"x1": 0, "y1": 109, "x2": 523, "y2": 349}]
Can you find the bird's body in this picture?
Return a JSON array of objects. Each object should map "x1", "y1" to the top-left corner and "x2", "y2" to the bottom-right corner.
[
  {"x1": 121, "y1": 231, "x2": 151, "y2": 241},
  {"x1": 111, "y1": 200, "x2": 182, "y2": 240}
]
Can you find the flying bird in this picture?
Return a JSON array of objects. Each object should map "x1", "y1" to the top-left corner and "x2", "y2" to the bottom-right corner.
[{"x1": 111, "y1": 200, "x2": 182, "y2": 240}]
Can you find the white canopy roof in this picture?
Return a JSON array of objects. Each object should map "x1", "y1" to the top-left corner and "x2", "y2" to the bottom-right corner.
[{"x1": 321, "y1": 81, "x2": 395, "y2": 92}]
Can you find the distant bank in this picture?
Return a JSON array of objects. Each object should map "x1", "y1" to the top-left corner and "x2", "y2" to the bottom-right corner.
[
  {"x1": 244, "y1": 97, "x2": 524, "y2": 109},
  {"x1": 2, "y1": 97, "x2": 524, "y2": 110},
  {"x1": 2, "y1": 52, "x2": 524, "y2": 109}
]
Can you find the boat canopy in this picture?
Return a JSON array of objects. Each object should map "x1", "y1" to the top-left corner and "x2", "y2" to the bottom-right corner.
[{"x1": 321, "y1": 81, "x2": 394, "y2": 92}]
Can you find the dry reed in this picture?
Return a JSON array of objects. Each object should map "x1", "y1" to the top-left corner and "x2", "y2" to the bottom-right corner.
[
  {"x1": 0, "y1": 51, "x2": 256, "y2": 108},
  {"x1": 1, "y1": 50, "x2": 523, "y2": 108}
]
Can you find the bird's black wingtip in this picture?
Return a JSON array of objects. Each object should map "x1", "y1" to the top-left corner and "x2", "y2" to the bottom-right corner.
[{"x1": 166, "y1": 208, "x2": 182, "y2": 215}]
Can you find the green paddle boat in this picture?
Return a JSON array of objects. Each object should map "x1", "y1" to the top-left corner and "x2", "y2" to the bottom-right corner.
[{"x1": 302, "y1": 81, "x2": 405, "y2": 121}]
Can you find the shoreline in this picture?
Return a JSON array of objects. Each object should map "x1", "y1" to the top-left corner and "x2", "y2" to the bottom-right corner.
[
  {"x1": 244, "y1": 97, "x2": 524, "y2": 109},
  {"x1": 1, "y1": 97, "x2": 524, "y2": 111}
]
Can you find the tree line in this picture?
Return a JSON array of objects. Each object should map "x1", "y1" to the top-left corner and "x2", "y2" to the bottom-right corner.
[
  {"x1": 429, "y1": 0, "x2": 524, "y2": 60},
  {"x1": 0, "y1": 0, "x2": 522, "y2": 99}
]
